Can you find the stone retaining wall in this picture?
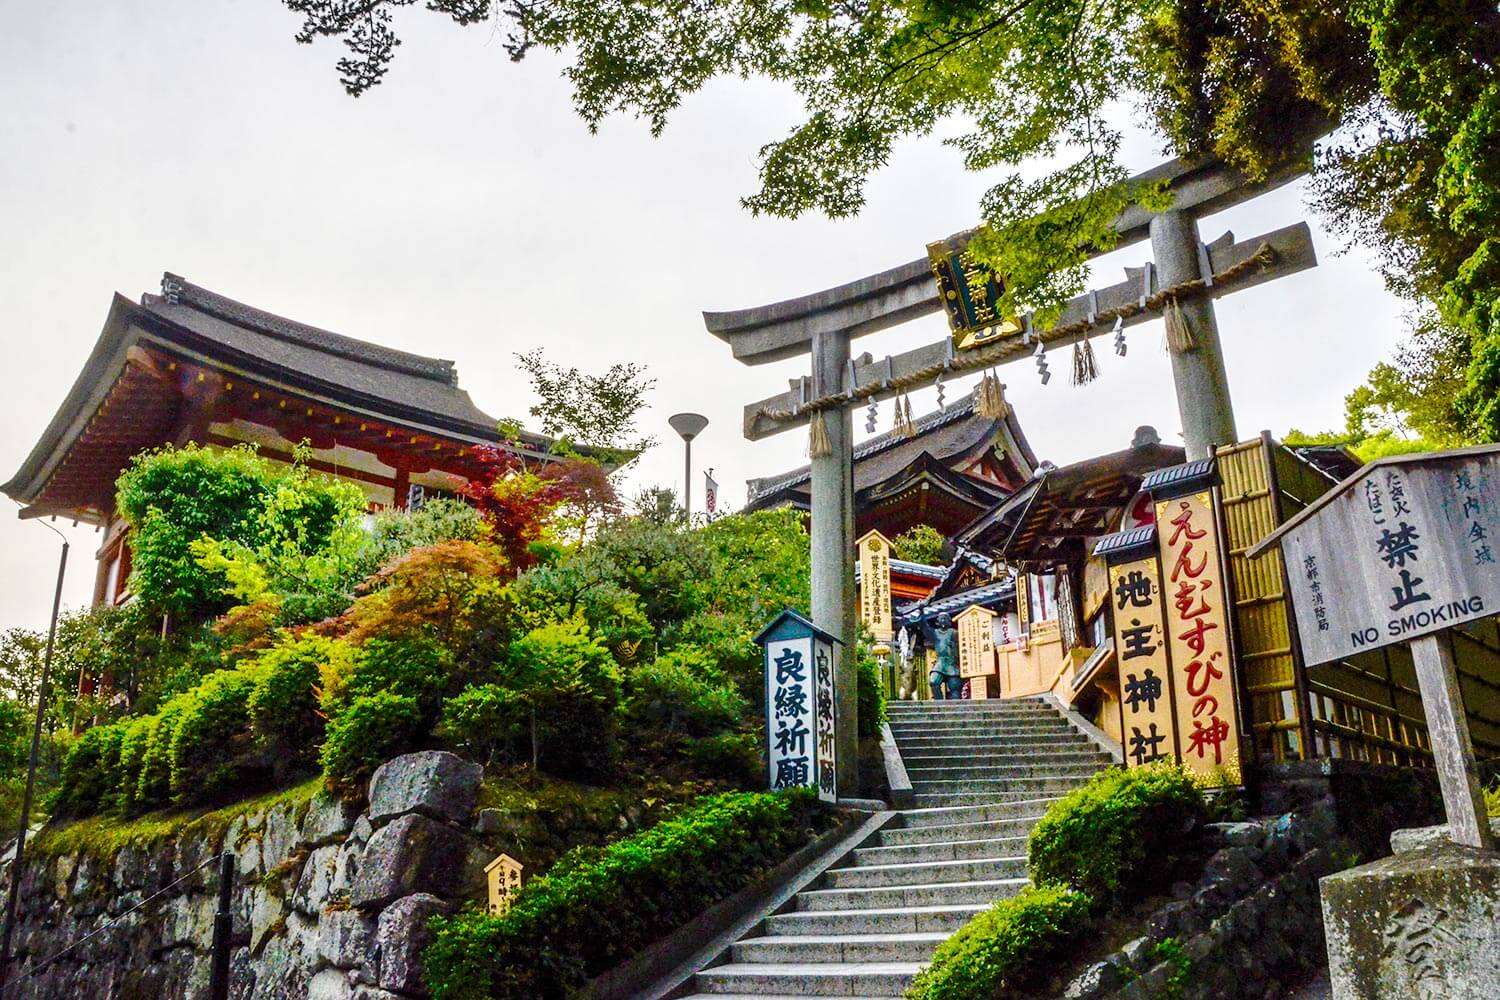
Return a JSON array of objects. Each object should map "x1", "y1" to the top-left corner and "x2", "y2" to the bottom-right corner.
[{"x1": 2, "y1": 752, "x2": 487, "y2": 1000}]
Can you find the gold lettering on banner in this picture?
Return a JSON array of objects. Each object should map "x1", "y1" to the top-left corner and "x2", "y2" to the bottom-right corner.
[
  {"x1": 1109, "y1": 555, "x2": 1179, "y2": 768},
  {"x1": 857, "y1": 530, "x2": 894, "y2": 642},
  {"x1": 1156, "y1": 492, "x2": 1244, "y2": 786}
]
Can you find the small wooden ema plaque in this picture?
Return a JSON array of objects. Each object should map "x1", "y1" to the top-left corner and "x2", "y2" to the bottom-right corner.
[
  {"x1": 485, "y1": 854, "x2": 523, "y2": 917},
  {"x1": 1250, "y1": 446, "x2": 1500, "y2": 849}
]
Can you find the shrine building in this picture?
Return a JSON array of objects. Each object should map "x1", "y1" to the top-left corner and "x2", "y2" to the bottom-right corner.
[
  {"x1": 905, "y1": 430, "x2": 1500, "y2": 779},
  {"x1": 4, "y1": 273, "x2": 573, "y2": 607},
  {"x1": 746, "y1": 394, "x2": 1036, "y2": 544}
]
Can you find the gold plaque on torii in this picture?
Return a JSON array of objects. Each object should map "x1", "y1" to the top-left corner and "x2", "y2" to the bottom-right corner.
[{"x1": 927, "y1": 241, "x2": 1022, "y2": 351}]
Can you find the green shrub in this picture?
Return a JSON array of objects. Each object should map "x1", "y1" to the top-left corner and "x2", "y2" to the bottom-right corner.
[
  {"x1": 169, "y1": 669, "x2": 257, "y2": 804},
  {"x1": 1027, "y1": 763, "x2": 1207, "y2": 907},
  {"x1": 136, "y1": 695, "x2": 190, "y2": 812},
  {"x1": 112, "y1": 716, "x2": 155, "y2": 816},
  {"x1": 438, "y1": 684, "x2": 526, "y2": 765},
  {"x1": 47, "y1": 722, "x2": 126, "y2": 818},
  {"x1": 247, "y1": 636, "x2": 353, "y2": 776},
  {"x1": 344, "y1": 636, "x2": 454, "y2": 720},
  {"x1": 320, "y1": 691, "x2": 425, "y2": 796},
  {"x1": 500, "y1": 619, "x2": 623, "y2": 778},
  {"x1": 623, "y1": 647, "x2": 747, "y2": 741},
  {"x1": 856, "y1": 644, "x2": 887, "y2": 739},
  {"x1": 423, "y1": 788, "x2": 823, "y2": 1000},
  {"x1": 115, "y1": 444, "x2": 278, "y2": 620},
  {"x1": 891, "y1": 524, "x2": 946, "y2": 565},
  {"x1": 685, "y1": 731, "x2": 761, "y2": 787},
  {"x1": 904, "y1": 883, "x2": 1093, "y2": 1000}
]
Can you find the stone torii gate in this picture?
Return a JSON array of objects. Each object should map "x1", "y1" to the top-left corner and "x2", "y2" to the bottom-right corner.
[{"x1": 704, "y1": 150, "x2": 1319, "y2": 788}]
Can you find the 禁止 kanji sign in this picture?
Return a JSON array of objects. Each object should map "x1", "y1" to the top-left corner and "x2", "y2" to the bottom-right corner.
[
  {"x1": 757, "y1": 610, "x2": 839, "y2": 804},
  {"x1": 1156, "y1": 491, "x2": 1243, "y2": 786},
  {"x1": 1109, "y1": 555, "x2": 1179, "y2": 769},
  {"x1": 1266, "y1": 449, "x2": 1500, "y2": 665}
]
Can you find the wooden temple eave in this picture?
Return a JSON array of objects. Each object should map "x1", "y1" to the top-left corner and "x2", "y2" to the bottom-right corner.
[{"x1": 21, "y1": 344, "x2": 510, "y2": 523}]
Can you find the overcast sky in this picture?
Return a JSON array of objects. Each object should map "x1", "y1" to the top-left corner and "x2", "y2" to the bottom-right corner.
[{"x1": 0, "y1": 1, "x2": 1410, "y2": 632}]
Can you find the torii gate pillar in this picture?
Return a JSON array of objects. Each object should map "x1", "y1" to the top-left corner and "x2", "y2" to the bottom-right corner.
[
  {"x1": 809, "y1": 330, "x2": 859, "y2": 793},
  {"x1": 1150, "y1": 210, "x2": 1238, "y2": 458}
]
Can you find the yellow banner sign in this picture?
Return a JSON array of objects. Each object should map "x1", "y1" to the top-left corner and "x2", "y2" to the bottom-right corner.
[
  {"x1": 1109, "y1": 555, "x2": 1178, "y2": 768},
  {"x1": 956, "y1": 605, "x2": 997, "y2": 679},
  {"x1": 1156, "y1": 491, "x2": 1244, "y2": 786},
  {"x1": 857, "y1": 530, "x2": 894, "y2": 642}
]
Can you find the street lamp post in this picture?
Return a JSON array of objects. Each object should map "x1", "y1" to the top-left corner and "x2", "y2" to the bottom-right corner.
[
  {"x1": 668, "y1": 413, "x2": 708, "y2": 516},
  {"x1": 0, "y1": 522, "x2": 69, "y2": 995}
]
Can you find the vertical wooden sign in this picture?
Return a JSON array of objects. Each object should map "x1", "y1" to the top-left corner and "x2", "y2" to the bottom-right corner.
[
  {"x1": 813, "y1": 642, "x2": 838, "y2": 803},
  {"x1": 956, "y1": 605, "x2": 997, "y2": 678},
  {"x1": 956, "y1": 605, "x2": 997, "y2": 700},
  {"x1": 1109, "y1": 555, "x2": 1179, "y2": 767},
  {"x1": 1156, "y1": 491, "x2": 1244, "y2": 785},
  {"x1": 759, "y1": 611, "x2": 839, "y2": 803},
  {"x1": 857, "y1": 530, "x2": 894, "y2": 643}
]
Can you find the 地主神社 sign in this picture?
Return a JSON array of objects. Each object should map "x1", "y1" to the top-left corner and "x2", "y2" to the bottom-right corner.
[
  {"x1": 1109, "y1": 553, "x2": 1179, "y2": 768},
  {"x1": 756, "y1": 610, "x2": 839, "y2": 803},
  {"x1": 1271, "y1": 448, "x2": 1500, "y2": 665}
]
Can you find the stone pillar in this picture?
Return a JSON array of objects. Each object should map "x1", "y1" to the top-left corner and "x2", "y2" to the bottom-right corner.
[
  {"x1": 810, "y1": 330, "x2": 858, "y2": 794},
  {"x1": 1149, "y1": 210, "x2": 1238, "y2": 458}
]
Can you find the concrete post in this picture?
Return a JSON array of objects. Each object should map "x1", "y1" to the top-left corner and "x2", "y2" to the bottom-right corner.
[
  {"x1": 1149, "y1": 210, "x2": 1238, "y2": 457},
  {"x1": 810, "y1": 330, "x2": 858, "y2": 793}
]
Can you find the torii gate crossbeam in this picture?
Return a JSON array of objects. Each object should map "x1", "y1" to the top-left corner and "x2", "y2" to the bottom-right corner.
[{"x1": 706, "y1": 149, "x2": 1319, "y2": 795}]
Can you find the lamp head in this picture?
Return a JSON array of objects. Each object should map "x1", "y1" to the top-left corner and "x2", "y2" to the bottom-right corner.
[{"x1": 668, "y1": 412, "x2": 709, "y2": 442}]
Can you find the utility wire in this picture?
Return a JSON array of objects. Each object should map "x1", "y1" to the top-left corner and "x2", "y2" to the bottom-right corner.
[{"x1": 0, "y1": 850, "x2": 229, "y2": 994}]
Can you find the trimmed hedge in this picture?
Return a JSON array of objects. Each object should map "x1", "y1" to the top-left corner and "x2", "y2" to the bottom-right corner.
[
  {"x1": 319, "y1": 691, "x2": 425, "y2": 795},
  {"x1": 1028, "y1": 763, "x2": 1207, "y2": 907},
  {"x1": 424, "y1": 788, "x2": 825, "y2": 1000},
  {"x1": 903, "y1": 883, "x2": 1093, "y2": 1000}
]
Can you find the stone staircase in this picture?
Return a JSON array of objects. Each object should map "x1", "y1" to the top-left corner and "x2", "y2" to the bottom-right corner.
[{"x1": 678, "y1": 697, "x2": 1114, "y2": 998}]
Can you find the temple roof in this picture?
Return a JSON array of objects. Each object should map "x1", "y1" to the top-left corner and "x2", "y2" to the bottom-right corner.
[
  {"x1": 957, "y1": 430, "x2": 1185, "y2": 569},
  {"x1": 4, "y1": 273, "x2": 559, "y2": 521},
  {"x1": 745, "y1": 396, "x2": 1036, "y2": 543}
]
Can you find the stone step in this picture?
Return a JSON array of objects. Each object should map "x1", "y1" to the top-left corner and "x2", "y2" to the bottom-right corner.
[
  {"x1": 886, "y1": 705, "x2": 1056, "y2": 719},
  {"x1": 899, "y1": 751, "x2": 1109, "y2": 770},
  {"x1": 904, "y1": 762, "x2": 1103, "y2": 781},
  {"x1": 913, "y1": 790, "x2": 1086, "y2": 808},
  {"x1": 894, "y1": 796, "x2": 1063, "y2": 828},
  {"x1": 889, "y1": 719, "x2": 1074, "y2": 733},
  {"x1": 892, "y1": 741, "x2": 1098, "y2": 760},
  {"x1": 891, "y1": 727, "x2": 1077, "y2": 742},
  {"x1": 851, "y1": 834, "x2": 1030, "y2": 867},
  {"x1": 678, "y1": 996, "x2": 893, "y2": 1000},
  {"x1": 731, "y1": 932, "x2": 947, "y2": 964},
  {"x1": 764, "y1": 904, "x2": 987, "y2": 937},
  {"x1": 794, "y1": 876, "x2": 1028, "y2": 911},
  {"x1": 822, "y1": 855, "x2": 1026, "y2": 889},
  {"x1": 907, "y1": 776, "x2": 1095, "y2": 796},
  {"x1": 693, "y1": 962, "x2": 922, "y2": 996},
  {"x1": 875, "y1": 812, "x2": 1050, "y2": 846}
]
